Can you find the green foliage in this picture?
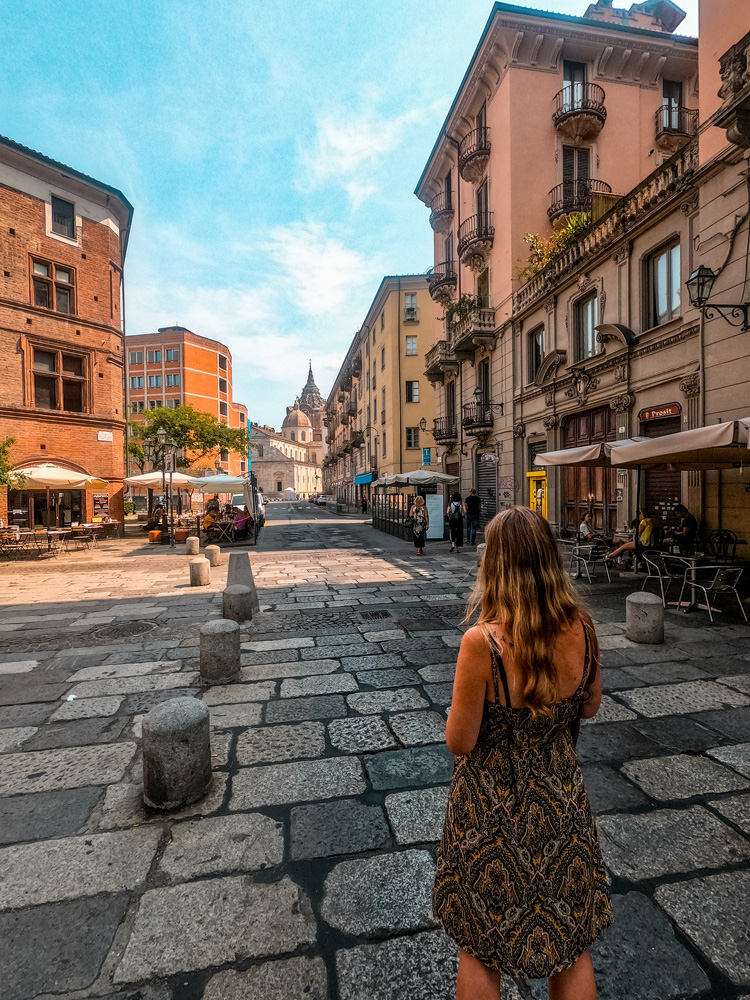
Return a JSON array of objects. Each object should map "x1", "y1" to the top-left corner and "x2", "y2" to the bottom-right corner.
[
  {"x1": 518, "y1": 212, "x2": 592, "y2": 279},
  {"x1": 123, "y1": 500, "x2": 135, "y2": 515},
  {"x1": 443, "y1": 293, "x2": 481, "y2": 329},
  {"x1": 127, "y1": 405, "x2": 249, "y2": 471},
  {"x1": 0, "y1": 438, "x2": 24, "y2": 488}
]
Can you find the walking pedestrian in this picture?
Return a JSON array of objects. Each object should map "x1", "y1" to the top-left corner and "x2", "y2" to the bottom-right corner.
[
  {"x1": 447, "y1": 491, "x2": 464, "y2": 553},
  {"x1": 408, "y1": 495, "x2": 429, "y2": 556},
  {"x1": 464, "y1": 488, "x2": 481, "y2": 545},
  {"x1": 361, "y1": 495, "x2": 368, "y2": 516},
  {"x1": 434, "y1": 506, "x2": 612, "y2": 1000}
]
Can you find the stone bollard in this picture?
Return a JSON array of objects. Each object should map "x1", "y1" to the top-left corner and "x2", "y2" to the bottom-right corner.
[
  {"x1": 205, "y1": 544, "x2": 222, "y2": 567},
  {"x1": 477, "y1": 543, "x2": 486, "y2": 568},
  {"x1": 200, "y1": 619, "x2": 241, "y2": 683},
  {"x1": 185, "y1": 536, "x2": 200, "y2": 556},
  {"x1": 189, "y1": 557, "x2": 210, "y2": 587},
  {"x1": 223, "y1": 584, "x2": 253, "y2": 624},
  {"x1": 142, "y1": 697, "x2": 211, "y2": 810},
  {"x1": 625, "y1": 591, "x2": 664, "y2": 644},
  {"x1": 227, "y1": 552, "x2": 260, "y2": 616}
]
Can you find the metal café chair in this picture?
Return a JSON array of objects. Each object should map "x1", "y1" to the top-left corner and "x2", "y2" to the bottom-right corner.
[
  {"x1": 705, "y1": 529, "x2": 739, "y2": 564},
  {"x1": 642, "y1": 552, "x2": 689, "y2": 606},
  {"x1": 570, "y1": 540, "x2": 611, "y2": 583},
  {"x1": 677, "y1": 565, "x2": 747, "y2": 623}
]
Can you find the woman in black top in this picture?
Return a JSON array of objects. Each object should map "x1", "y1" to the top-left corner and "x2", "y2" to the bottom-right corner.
[{"x1": 447, "y1": 491, "x2": 464, "y2": 553}]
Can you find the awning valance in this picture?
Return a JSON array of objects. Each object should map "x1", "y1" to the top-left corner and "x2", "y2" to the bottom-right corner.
[{"x1": 354, "y1": 472, "x2": 374, "y2": 485}]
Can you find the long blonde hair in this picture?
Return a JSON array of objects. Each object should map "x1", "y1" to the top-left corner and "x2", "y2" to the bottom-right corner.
[{"x1": 467, "y1": 506, "x2": 588, "y2": 716}]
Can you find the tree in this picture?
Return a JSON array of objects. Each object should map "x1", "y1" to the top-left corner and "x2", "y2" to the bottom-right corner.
[
  {"x1": 126, "y1": 406, "x2": 249, "y2": 472},
  {"x1": 0, "y1": 437, "x2": 24, "y2": 488}
]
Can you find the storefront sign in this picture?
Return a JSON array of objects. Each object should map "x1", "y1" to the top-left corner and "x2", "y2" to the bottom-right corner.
[
  {"x1": 639, "y1": 403, "x2": 681, "y2": 422},
  {"x1": 97, "y1": 430, "x2": 114, "y2": 442},
  {"x1": 422, "y1": 447, "x2": 431, "y2": 467},
  {"x1": 93, "y1": 493, "x2": 109, "y2": 516}
]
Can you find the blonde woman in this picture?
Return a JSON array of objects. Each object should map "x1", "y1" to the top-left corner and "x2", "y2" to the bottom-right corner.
[
  {"x1": 408, "y1": 495, "x2": 429, "y2": 556},
  {"x1": 434, "y1": 506, "x2": 612, "y2": 1000}
]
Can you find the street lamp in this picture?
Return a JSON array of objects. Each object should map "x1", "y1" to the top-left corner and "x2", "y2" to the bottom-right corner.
[
  {"x1": 418, "y1": 417, "x2": 427, "y2": 432},
  {"x1": 473, "y1": 385, "x2": 504, "y2": 415},
  {"x1": 686, "y1": 266, "x2": 749, "y2": 330}
]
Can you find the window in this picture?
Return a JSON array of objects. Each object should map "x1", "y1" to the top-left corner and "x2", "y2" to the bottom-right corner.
[
  {"x1": 405, "y1": 380, "x2": 419, "y2": 403},
  {"x1": 476, "y1": 268, "x2": 489, "y2": 308},
  {"x1": 300, "y1": 432, "x2": 305, "y2": 441},
  {"x1": 575, "y1": 292, "x2": 598, "y2": 360},
  {"x1": 148, "y1": 399, "x2": 163, "y2": 409},
  {"x1": 277, "y1": 480, "x2": 282, "y2": 492},
  {"x1": 562, "y1": 60, "x2": 586, "y2": 112},
  {"x1": 646, "y1": 241, "x2": 680, "y2": 328},
  {"x1": 405, "y1": 336, "x2": 417, "y2": 355},
  {"x1": 148, "y1": 375, "x2": 162, "y2": 388},
  {"x1": 366, "y1": 370, "x2": 370, "y2": 390},
  {"x1": 380, "y1": 311, "x2": 385, "y2": 330},
  {"x1": 166, "y1": 373, "x2": 180, "y2": 387},
  {"x1": 258, "y1": 445, "x2": 264, "y2": 458},
  {"x1": 165, "y1": 348, "x2": 180, "y2": 362},
  {"x1": 382, "y1": 431, "x2": 386, "y2": 457},
  {"x1": 562, "y1": 146, "x2": 590, "y2": 187},
  {"x1": 406, "y1": 427, "x2": 420, "y2": 449},
  {"x1": 291, "y1": 432, "x2": 296, "y2": 441},
  {"x1": 372, "y1": 364, "x2": 376, "y2": 391},
  {"x1": 219, "y1": 402, "x2": 228, "y2": 417},
  {"x1": 372, "y1": 327, "x2": 376, "y2": 345},
  {"x1": 31, "y1": 258, "x2": 76, "y2": 314},
  {"x1": 218, "y1": 355, "x2": 227, "y2": 371},
  {"x1": 220, "y1": 450, "x2": 229, "y2": 463},
  {"x1": 129, "y1": 351, "x2": 143, "y2": 365},
  {"x1": 147, "y1": 350, "x2": 161, "y2": 363},
  {"x1": 132, "y1": 400, "x2": 145, "y2": 413},
  {"x1": 661, "y1": 80, "x2": 683, "y2": 131},
  {"x1": 50, "y1": 196, "x2": 75, "y2": 239},
  {"x1": 219, "y1": 378, "x2": 228, "y2": 393},
  {"x1": 528, "y1": 326, "x2": 545, "y2": 382},
  {"x1": 312, "y1": 453, "x2": 317, "y2": 463},
  {"x1": 240, "y1": 460, "x2": 246, "y2": 472},
  {"x1": 239, "y1": 412, "x2": 245, "y2": 423},
  {"x1": 477, "y1": 180, "x2": 489, "y2": 223},
  {"x1": 130, "y1": 376, "x2": 144, "y2": 389},
  {"x1": 32, "y1": 347, "x2": 86, "y2": 412},
  {"x1": 404, "y1": 293, "x2": 417, "y2": 322},
  {"x1": 380, "y1": 347, "x2": 385, "y2": 370},
  {"x1": 166, "y1": 399, "x2": 179, "y2": 409}
]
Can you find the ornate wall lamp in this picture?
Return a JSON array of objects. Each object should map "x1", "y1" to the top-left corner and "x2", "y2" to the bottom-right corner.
[{"x1": 686, "y1": 266, "x2": 749, "y2": 331}]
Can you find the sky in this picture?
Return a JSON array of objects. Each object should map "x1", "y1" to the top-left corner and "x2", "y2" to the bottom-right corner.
[{"x1": 1, "y1": 0, "x2": 698, "y2": 428}]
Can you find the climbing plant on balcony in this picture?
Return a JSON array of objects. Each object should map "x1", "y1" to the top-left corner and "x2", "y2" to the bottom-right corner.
[
  {"x1": 443, "y1": 293, "x2": 481, "y2": 330},
  {"x1": 519, "y1": 212, "x2": 592, "y2": 279}
]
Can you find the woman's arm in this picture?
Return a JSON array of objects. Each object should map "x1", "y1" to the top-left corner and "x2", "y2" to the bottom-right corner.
[
  {"x1": 445, "y1": 627, "x2": 490, "y2": 755},
  {"x1": 579, "y1": 617, "x2": 603, "y2": 718}
]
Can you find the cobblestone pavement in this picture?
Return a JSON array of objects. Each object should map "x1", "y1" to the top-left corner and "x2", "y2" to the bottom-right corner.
[{"x1": 1, "y1": 502, "x2": 750, "y2": 1000}]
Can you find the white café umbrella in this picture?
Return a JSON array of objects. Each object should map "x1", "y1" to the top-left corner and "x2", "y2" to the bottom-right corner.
[
  {"x1": 124, "y1": 471, "x2": 198, "y2": 488},
  {"x1": 373, "y1": 469, "x2": 459, "y2": 487},
  {"x1": 188, "y1": 475, "x2": 250, "y2": 493},
  {"x1": 13, "y1": 463, "x2": 109, "y2": 489}
]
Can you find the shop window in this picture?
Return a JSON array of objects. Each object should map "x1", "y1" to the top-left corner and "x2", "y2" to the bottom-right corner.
[
  {"x1": 32, "y1": 346, "x2": 87, "y2": 412},
  {"x1": 129, "y1": 351, "x2": 143, "y2": 364},
  {"x1": 405, "y1": 380, "x2": 419, "y2": 403},
  {"x1": 51, "y1": 196, "x2": 75, "y2": 239},
  {"x1": 528, "y1": 326, "x2": 545, "y2": 382},
  {"x1": 31, "y1": 258, "x2": 76, "y2": 314},
  {"x1": 405, "y1": 336, "x2": 417, "y2": 355},
  {"x1": 406, "y1": 427, "x2": 420, "y2": 449},
  {"x1": 574, "y1": 292, "x2": 598, "y2": 361},
  {"x1": 645, "y1": 240, "x2": 680, "y2": 328}
]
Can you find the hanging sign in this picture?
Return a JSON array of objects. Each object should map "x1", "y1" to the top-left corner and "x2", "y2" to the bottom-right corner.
[
  {"x1": 422, "y1": 447, "x2": 431, "y2": 466},
  {"x1": 639, "y1": 403, "x2": 681, "y2": 422}
]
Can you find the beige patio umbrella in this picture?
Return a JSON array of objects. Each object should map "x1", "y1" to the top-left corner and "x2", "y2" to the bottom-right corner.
[
  {"x1": 13, "y1": 463, "x2": 109, "y2": 489},
  {"x1": 124, "y1": 471, "x2": 198, "y2": 488},
  {"x1": 609, "y1": 418, "x2": 750, "y2": 470}
]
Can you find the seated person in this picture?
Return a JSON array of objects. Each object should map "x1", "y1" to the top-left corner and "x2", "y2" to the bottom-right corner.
[
  {"x1": 607, "y1": 509, "x2": 656, "y2": 562},
  {"x1": 203, "y1": 509, "x2": 221, "y2": 540},
  {"x1": 578, "y1": 511, "x2": 600, "y2": 540},
  {"x1": 143, "y1": 505, "x2": 164, "y2": 532},
  {"x1": 670, "y1": 503, "x2": 698, "y2": 555},
  {"x1": 232, "y1": 507, "x2": 248, "y2": 540}
]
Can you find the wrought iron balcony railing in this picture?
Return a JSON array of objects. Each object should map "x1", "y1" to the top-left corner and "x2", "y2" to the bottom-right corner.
[
  {"x1": 458, "y1": 126, "x2": 491, "y2": 182},
  {"x1": 655, "y1": 105, "x2": 698, "y2": 141},
  {"x1": 548, "y1": 179, "x2": 612, "y2": 220},
  {"x1": 553, "y1": 83, "x2": 606, "y2": 129},
  {"x1": 462, "y1": 401, "x2": 496, "y2": 433},
  {"x1": 433, "y1": 416, "x2": 458, "y2": 443},
  {"x1": 457, "y1": 213, "x2": 494, "y2": 260},
  {"x1": 429, "y1": 190, "x2": 454, "y2": 233}
]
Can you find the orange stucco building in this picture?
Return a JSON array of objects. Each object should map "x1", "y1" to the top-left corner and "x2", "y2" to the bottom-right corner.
[{"x1": 124, "y1": 327, "x2": 248, "y2": 476}]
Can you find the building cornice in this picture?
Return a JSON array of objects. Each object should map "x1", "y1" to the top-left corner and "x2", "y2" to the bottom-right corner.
[{"x1": 0, "y1": 404, "x2": 126, "y2": 430}]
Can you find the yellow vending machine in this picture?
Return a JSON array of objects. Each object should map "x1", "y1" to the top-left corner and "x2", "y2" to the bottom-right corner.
[{"x1": 527, "y1": 470, "x2": 547, "y2": 519}]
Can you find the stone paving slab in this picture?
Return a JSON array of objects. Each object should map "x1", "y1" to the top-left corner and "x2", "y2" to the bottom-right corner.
[
  {"x1": 385, "y1": 786, "x2": 450, "y2": 844},
  {"x1": 240, "y1": 658, "x2": 340, "y2": 680},
  {"x1": 0, "y1": 826, "x2": 161, "y2": 909},
  {"x1": 67, "y1": 672, "x2": 199, "y2": 699},
  {"x1": 0, "y1": 787, "x2": 103, "y2": 845},
  {"x1": 0, "y1": 893, "x2": 130, "y2": 1000},
  {"x1": 202, "y1": 681, "x2": 276, "y2": 705},
  {"x1": 0, "y1": 680, "x2": 71, "y2": 706},
  {"x1": 622, "y1": 753, "x2": 750, "y2": 800},
  {"x1": 340, "y1": 653, "x2": 406, "y2": 672},
  {"x1": 0, "y1": 702, "x2": 55, "y2": 729},
  {"x1": 159, "y1": 813, "x2": 283, "y2": 879},
  {"x1": 388, "y1": 711, "x2": 446, "y2": 746},
  {"x1": 265, "y1": 693, "x2": 348, "y2": 723},
  {"x1": 710, "y1": 792, "x2": 750, "y2": 835},
  {"x1": 618, "y1": 680, "x2": 750, "y2": 717},
  {"x1": 0, "y1": 727, "x2": 37, "y2": 753},
  {"x1": 209, "y1": 703, "x2": 264, "y2": 728},
  {"x1": 597, "y1": 805, "x2": 750, "y2": 879},
  {"x1": 236, "y1": 721, "x2": 326, "y2": 764},
  {"x1": 0, "y1": 742, "x2": 136, "y2": 796},
  {"x1": 355, "y1": 667, "x2": 422, "y2": 688},
  {"x1": 280, "y1": 673, "x2": 359, "y2": 698},
  {"x1": 656, "y1": 871, "x2": 750, "y2": 986},
  {"x1": 632, "y1": 715, "x2": 730, "y2": 753},
  {"x1": 67, "y1": 660, "x2": 181, "y2": 682},
  {"x1": 232, "y1": 757, "x2": 366, "y2": 808},
  {"x1": 328, "y1": 717, "x2": 398, "y2": 753},
  {"x1": 96, "y1": 774, "x2": 229, "y2": 830},
  {"x1": 50, "y1": 695, "x2": 124, "y2": 721},
  {"x1": 114, "y1": 875, "x2": 316, "y2": 982},
  {"x1": 580, "y1": 764, "x2": 649, "y2": 813},
  {"x1": 348, "y1": 688, "x2": 430, "y2": 714},
  {"x1": 707, "y1": 742, "x2": 750, "y2": 778},
  {"x1": 365, "y1": 746, "x2": 455, "y2": 790},
  {"x1": 290, "y1": 799, "x2": 391, "y2": 860},
  {"x1": 203, "y1": 957, "x2": 329, "y2": 1000},
  {"x1": 336, "y1": 930, "x2": 458, "y2": 1000}
]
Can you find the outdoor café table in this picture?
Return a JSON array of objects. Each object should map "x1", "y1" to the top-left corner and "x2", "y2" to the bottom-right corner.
[
  {"x1": 214, "y1": 520, "x2": 235, "y2": 543},
  {"x1": 46, "y1": 529, "x2": 72, "y2": 556},
  {"x1": 667, "y1": 554, "x2": 715, "y2": 614}
]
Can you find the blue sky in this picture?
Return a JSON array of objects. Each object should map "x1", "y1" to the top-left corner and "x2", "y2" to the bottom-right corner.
[{"x1": 2, "y1": 0, "x2": 698, "y2": 428}]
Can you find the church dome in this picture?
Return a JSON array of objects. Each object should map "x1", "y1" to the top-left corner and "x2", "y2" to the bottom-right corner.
[{"x1": 282, "y1": 407, "x2": 312, "y2": 429}]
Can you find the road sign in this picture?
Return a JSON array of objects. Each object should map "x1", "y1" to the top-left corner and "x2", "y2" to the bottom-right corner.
[
  {"x1": 422, "y1": 447, "x2": 431, "y2": 466},
  {"x1": 164, "y1": 454, "x2": 175, "y2": 473}
]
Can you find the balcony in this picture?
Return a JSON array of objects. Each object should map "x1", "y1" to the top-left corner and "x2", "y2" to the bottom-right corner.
[
  {"x1": 552, "y1": 83, "x2": 606, "y2": 142},
  {"x1": 429, "y1": 190, "x2": 454, "y2": 234},
  {"x1": 458, "y1": 126, "x2": 491, "y2": 183},
  {"x1": 426, "y1": 260, "x2": 457, "y2": 305},
  {"x1": 433, "y1": 415, "x2": 458, "y2": 446},
  {"x1": 457, "y1": 213, "x2": 494, "y2": 273},
  {"x1": 350, "y1": 430, "x2": 364, "y2": 449},
  {"x1": 424, "y1": 340, "x2": 459, "y2": 385},
  {"x1": 352, "y1": 355, "x2": 362, "y2": 378},
  {"x1": 654, "y1": 105, "x2": 698, "y2": 153},
  {"x1": 337, "y1": 390, "x2": 345, "y2": 403},
  {"x1": 548, "y1": 179, "x2": 612, "y2": 221},
  {"x1": 450, "y1": 306, "x2": 497, "y2": 361},
  {"x1": 347, "y1": 400, "x2": 357, "y2": 416},
  {"x1": 462, "y1": 401, "x2": 495, "y2": 438}
]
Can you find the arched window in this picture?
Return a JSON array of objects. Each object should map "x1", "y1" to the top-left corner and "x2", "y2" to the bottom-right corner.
[
  {"x1": 300, "y1": 432, "x2": 305, "y2": 441},
  {"x1": 312, "y1": 453, "x2": 317, "y2": 463},
  {"x1": 291, "y1": 432, "x2": 296, "y2": 441}
]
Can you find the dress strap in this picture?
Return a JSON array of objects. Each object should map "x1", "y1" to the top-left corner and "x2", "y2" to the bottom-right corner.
[
  {"x1": 487, "y1": 633, "x2": 512, "y2": 707},
  {"x1": 575, "y1": 619, "x2": 594, "y2": 700}
]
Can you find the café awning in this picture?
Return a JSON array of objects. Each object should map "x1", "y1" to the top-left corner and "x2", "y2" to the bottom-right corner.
[
  {"x1": 354, "y1": 472, "x2": 375, "y2": 485},
  {"x1": 13, "y1": 464, "x2": 109, "y2": 489},
  {"x1": 533, "y1": 439, "x2": 646, "y2": 468},
  {"x1": 374, "y1": 469, "x2": 459, "y2": 487},
  {"x1": 609, "y1": 418, "x2": 750, "y2": 470}
]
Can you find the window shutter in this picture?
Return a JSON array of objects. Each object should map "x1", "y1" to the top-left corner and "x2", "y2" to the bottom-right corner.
[
  {"x1": 576, "y1": 148, "x2": 590, "y2": 180},
  {"x1": 563, "y1": 147, "x2": 576, "y2": 182}
]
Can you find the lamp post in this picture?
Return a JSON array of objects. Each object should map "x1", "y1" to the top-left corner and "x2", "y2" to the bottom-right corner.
[{"x1": 686, "y1": 266, "x2": 750, "y2": 330}]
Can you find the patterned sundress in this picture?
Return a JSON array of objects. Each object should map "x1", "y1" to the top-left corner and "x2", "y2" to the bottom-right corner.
[{"x1": 433, "y1": 629, "x2": 613, "y2": 978}]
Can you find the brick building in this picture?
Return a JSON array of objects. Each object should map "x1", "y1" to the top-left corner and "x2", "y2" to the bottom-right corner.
[
  {"x1": 0, "y1": 135, "x2": 133, "y2": 528},
  {"x1": 124, "y1": 327, "x2": 249, "y2": 477}
]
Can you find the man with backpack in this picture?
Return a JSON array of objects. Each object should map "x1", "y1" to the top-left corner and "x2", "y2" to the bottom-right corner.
[
  {"x1": 447, "y1": 491, "x2": 464, "y2": 553},
  {"x1": 464, "y1": 488, "x2": 481, "y2": 546}
]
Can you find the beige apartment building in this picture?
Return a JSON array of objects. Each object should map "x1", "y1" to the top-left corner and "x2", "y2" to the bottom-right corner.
[
  {"x1": 322, "y1": 276, "x2": 436, "y2": 503},
  {"x1": 417, "y1": 0, "x2": 702, "y2": 527}
]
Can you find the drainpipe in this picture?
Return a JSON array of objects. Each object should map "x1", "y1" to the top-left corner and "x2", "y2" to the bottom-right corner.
[
  {"x1": 443, "y1": 132, "x2": 463, "y2": 459},
  {"x1": 397, "y1": 278, "x2": 403, "y2": 473}
]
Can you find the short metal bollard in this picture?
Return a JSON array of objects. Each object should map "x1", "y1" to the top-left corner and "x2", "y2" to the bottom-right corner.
[
  {"x1": 625, "y1": 591, "x2": 664, "y2": 644},
  {"x1": 142, "y1": 697, "x2": 212, "y2": 810},
  {"x1": 477, "y1": 543, "x2": 486, "y2": 568},
  {"x1": 205, "y1": 544, "x2": 222, "y2": 567},
  {"x1": 227, "y1": 552, "x2": 260, "y2": 616},
  {"x1": 223, "y1": 583, "x2": 253, "y2": 624},
  {"x1": 189, "y1": 557, "x2": 210, "y2": 586},
  {"x1": 200, "y1": 619, "x2": 241, "y2": 683},
  {"x1": 185, "y1": 536, "x2": 200, "y2": 556}
]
